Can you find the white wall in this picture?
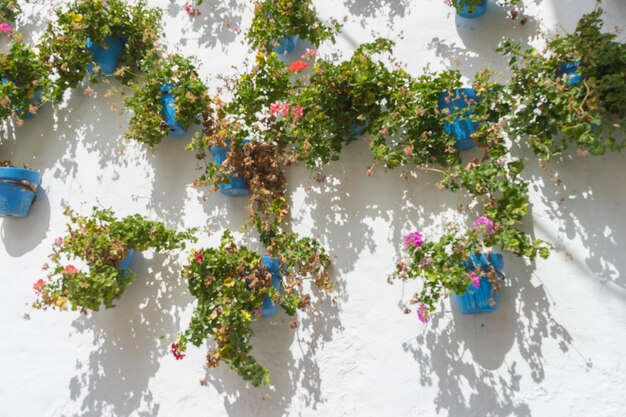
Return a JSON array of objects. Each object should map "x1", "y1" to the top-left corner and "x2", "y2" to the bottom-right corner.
[{"x1": 2, "y1": 0, "x2": 626, "y2": 416}]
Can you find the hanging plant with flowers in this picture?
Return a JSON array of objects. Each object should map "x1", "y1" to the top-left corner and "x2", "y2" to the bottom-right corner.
[
  {"x1": 247, "y1": 0, "x2": 340, "y2": 52},
  {"x1": 38, "y1": 0, "x2": 162, "y2": 101},
  {"x1": 33, "y1": 206, "x2": 196, "y2": 313},
  {"x1": 124, "y1": 54, "x2": 211, "y2": 147},
  {"x1": 0, "y1": 41, "x2": 53, "y2": 123},
  {"x1": 174, "y1": 229, "x2": 329, "y2": 386},
  {"x1": 499, "y1": 8, "x2": 626, "y2": 162}
]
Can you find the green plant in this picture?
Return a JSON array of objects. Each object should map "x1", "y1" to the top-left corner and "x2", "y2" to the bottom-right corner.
[
  {"x1": 33, "y1": 206, "x2": 196, "y2": 313},
  {"x1": 500, "y1": 8, "x2": 626, "y2": 161},
  {"x1": 125, "y1": 54, "x2": 210, "y2": 147},
  {"x1": 38, "y1": 0, "x2": 162, "y2": 101},
  {"x1": 0, "y1": 0, "x2": 20, "y2": 24},
  {"x1": 175, "y1": 230, "x2": 330, "y2": 386},
  {"x1": 448, "y1": 0, "x2": 521, "y2": 13},
  {"x1": 247, "y1": 0, "x2": 340, "y2": 51},
  {"x1": 0, "y1": 41, "x2": 52, "y2": 122}
]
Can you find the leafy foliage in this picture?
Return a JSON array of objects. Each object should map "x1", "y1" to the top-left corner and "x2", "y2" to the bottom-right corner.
[
  {"x1": 0, "y1": 0, "x2": 20, "y2": 23},
  {"x1": 34, "y1": 206, "x2": 196, "y2": 313},
  {"x1": 125, "y1": 54, "x2": 210, "y2": 147}
]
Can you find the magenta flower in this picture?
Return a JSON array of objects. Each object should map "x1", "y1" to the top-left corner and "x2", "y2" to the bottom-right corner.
[
  {"x1": 184, "y1": 3, "x2": 201, "y2": 16},
  {"x1": 473, "y1": 216, "x2": 495, "y2": 235},
  {"x1": 0, "y1": 23, "x2": 12, "y2": 34},
  {"x1": 404, "y1": 231, "x2": 424, "y2": 248},
  {"x1": 417, "y1": 304, "x2": 429, "y2": 323},
  {"x1": 468, "y1": 270, "x2": 480, "y2": 288}
]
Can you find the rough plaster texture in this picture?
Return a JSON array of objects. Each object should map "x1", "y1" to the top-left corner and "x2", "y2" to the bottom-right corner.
[{"x1": 2, "y1": 0, "x2": 626, "y2": 416}]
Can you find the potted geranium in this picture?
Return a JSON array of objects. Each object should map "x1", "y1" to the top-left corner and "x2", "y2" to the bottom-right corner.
[
  {"x1": 499, "y1": 9, "x2": 626, "y2": 161},
  {"x1": 0, "y1": 161, "x2": 41, "y2": 218},
  {"x1": 33, "y1": 206, "x2": 196, "y2": 313},
  {"x1": 125, "y1": 54, "x2": 210, "y2": 146},
  {"x1": 0, "y1": 41, "x2": 52, "y2": 122},
  {"x1": 247, "y1": 0, "x2": 340, "y2": 54},
  {"x1": 173, "y1": 229, "x2": 330, "y2": 386},
  {"x1": 38, "y1": 0, "x2": 161, "y2": 101},
  {"x1": 438, "y1": 88, "x2": 481, "y2": 151}
]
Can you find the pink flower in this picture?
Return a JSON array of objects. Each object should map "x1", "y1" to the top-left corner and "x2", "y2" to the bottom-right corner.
[
  {"x1": 417, "y1": 304, "x2": 429, "y2": 323},
  {"x1": 171, "y1": 342, "x2": 186, "y2": 360},
  {"x1": 270, "y1": 101, "x2": 290, "y2": 117},
  {"x1": 62, "y1": 265, "x2": 79, "y2": 275},
  {"x1": 473, "y1": 216, "x2": 495, "y2": 235},
  {"x1": 0, "y1": 23, "x2": 12, "y2": 34},
  {"x1": 404, "y1": 231, "x2": 424, "y2": 248},
  {"x1": 288, "y1": 60, "x2": 308, "y2": 73},
  {"x1": 54, "y1": 237, "x2": 63, "y2": 246},
  {"x1": 300, "y1": 48, "x2": 317, "y2": 60},
  {"x1": 33, "y1": 279, "x2": 46, "y2": 293},
  {"x1": 195, "y1": 253, "x2": 204, "y2": 262},
  {"x1": 291, "y1": 104, "x2": 303, "y2": 121},
  {"x1": 184, "y1": 3, "x2": 201, "y2": 16},
  {"x1": 468, "y1": 270, "x2": 480, "y2": 288}
]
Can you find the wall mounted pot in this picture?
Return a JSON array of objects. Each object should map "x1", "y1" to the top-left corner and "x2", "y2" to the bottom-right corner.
[
  {"x1": 86, "y1": 36, "x2": 125, "y2": 76},
  {"x1": 260, "y1": 256, "x2": 282, "y2": 318},
  {"x1": 438, "y1": 88, "x2": 480, "y2": 151},
  {"x1": 273, "y1": 35, "x2": 299, "y2": 55},
  {"x1": 0, "y1": 167, "x2": 41, "y2": 218},
  {"x1": 348, "y1": 120, "x2": 370, "y2": 137},
  {"x1": 559, "y1": 61, "x2": 583, "y2": 86},
  {"x1": 453, "y1": 252, "x2": 504, "y2": 314},
  {"x1": 161, "y1": 83, "x2": 187, "y2": 137},
  {"x1": 118, "y1": 249, "x2": 135, "y2": 271},
  {"x1": 209, "y1": 139, "x2": 251, "y2": 197},
  {"x1": 455, "y1": 0, "x2": 488, "y2": 18}
]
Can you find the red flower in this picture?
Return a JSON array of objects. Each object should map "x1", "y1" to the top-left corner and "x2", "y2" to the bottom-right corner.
[
  {"x1": 288, "y1": 61, "x2": 308, "y2": 73},
  {"x1": 171, "y1": 342, "x2": 186, "y2": 360},
  {"x1": 62, "y1": 265, "x2": 79, "y2": 274},
  {"x1": 195, "y1": 253, "x2": 204, "y2": 262},
  {"x1": 33, "y1": 279, "x2": 46, "y2": 293}
]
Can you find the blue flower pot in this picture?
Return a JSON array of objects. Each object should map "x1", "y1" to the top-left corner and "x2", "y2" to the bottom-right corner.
[
  {"x1": 119, "y1": 249, "x2": 135, "y2": 271},
  {"x1": 260, "y1": 256, "x2": 282, "y2": 318},
  {"x1": 86, "y1": 36, "x2": 125, "y2": 76},
  {"x1": 161, "y1": 83, "x2": 187, "y2": 137},
  {"x1": 209, "y1": 139, "x2": 251, "y2": 197},
  {"x1": 348, "y1": 120, "x2": 369, "y2": 137},
  {"x1": 273, "y1": 35, "x2": 299, "y2": 55},
  {"x1": 438, "y1": 88, "x2": 480, "y2": 151},
  {"x1": 559, "y1": 61, "x2": 583, "y2": 86},
  {"x1": 455, "y1": 0, "x2": 488, "y2": 18},
  {"x1": 0, "y1": 167, "x2": 41, "y2": 218},
  {"x1": 453, "y1": 252, "x2": 504, "y2": 314}
]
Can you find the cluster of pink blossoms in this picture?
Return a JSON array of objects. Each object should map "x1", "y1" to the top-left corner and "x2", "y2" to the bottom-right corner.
[
  {"x1": 184, "y1": 3, "x2": 201, "y2": 16},
  {"x1": 417, "y1": 304, "x2": 429, "y2": 323},
  {"x1": 270, "y1": 101, "x2": 303, "y2": 121},
  {"x1": 468, "y1": 270, "x2": 480, "y2": 288},
  {"x1": 171, "y1": 342, "x2": 186, "y2": 360},
  {"x1": 0, "y1": 23, "x2": 12, "y2": 34},
  {"x1": 403, "y1": 231, "x2": 424, "y2": 248},
  {"x1": 473, "y1": 216, "x2": 495, "y2": 235}
]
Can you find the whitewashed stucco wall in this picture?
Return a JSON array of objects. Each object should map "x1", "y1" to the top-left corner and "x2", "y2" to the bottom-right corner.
[{"x1": 2, "y1": 0, "x2": 626, "y2": 416}]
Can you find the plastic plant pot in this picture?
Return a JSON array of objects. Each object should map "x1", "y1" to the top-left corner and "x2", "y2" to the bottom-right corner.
[
  {"x1": 559, "y1": 61, "x2": 583, "y2": 86},
  {"x1": 0, "y1": 167, "x2": 41, "y2": 218},
  {"x1": 273, "y1": 35, "x2": 299, "y2": 55},
  {"x1": 209, "y1": 139, "x2": 251, "y2": 197},
  {"x1": 161, "y1": 83, "x2": 187, "y2": 137},
  {"x1": 455, "y1": 0, "x2": 488, "y2": 18},
  {"x1": 86, "y1": 37, "x2": 125, "y2": 76},
  {"x1": 348, "y1": 120, "x2": 370, "y2": 137},
  {"x1": 118, "y1": 249, "x2": 135, "y2": 271},
  {"x1": 438, "y1": 88, "x2": 480, "y2": 151},
  {"x1": 453, "y1": 252, "x2": 504, "y2": 314},
  {"x1": 260, "y1": 256, "x2": 283, "y2": 318}
]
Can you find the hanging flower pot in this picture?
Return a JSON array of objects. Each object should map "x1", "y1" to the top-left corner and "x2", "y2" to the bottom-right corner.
[
  {"x1": 86, "y1": 36, "x2": 125, "y2": 76},
  {"x1": 161, "y1": 83, "x2": 187, "y2": 137},
  {"x1": 438, "y1": 88, "x2": 480, "y2": 151},
  {"x1": 260, "y1": 256, "x2": 282, "y2": 318},
  {"x1": 559, "y1": 61, "x2": 583, "y2": 86},
  {"x1": 455, "y1": 0, "x2": 488, "y2": 18},
  {"x1": 0, "y1": 166, "x2": 41, "y2": 218},
  {"x1": 118, "y1": 249, "x2": 135, "y2": 271},
  {"x1": 453, "y1": 252, "x2": 504, "y2": 314},
  {"x1": 273, "y1": 34, "x2": 299, "y2": 55},
  {"x1": 1, "y1": 78, "x2": 42, "y2": 119},
  {"x1": 209, "y1": 139, "x2": 251, "y2": 197},
  {"x1": 348, "y1": 120, "x2": 370, "y2": 137}
]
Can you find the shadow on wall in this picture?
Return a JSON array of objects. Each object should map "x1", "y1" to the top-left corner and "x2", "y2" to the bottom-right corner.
[
  {"x1": 168, "y1": 0, "x2": 246, "y2": 50},
  {"x1": 61, "y1": 253, "x2": 191, "y2": 417},
  {"x1": 343, "y1": 0, "x2": 409, "y2": 28},
  {"x1": 403, "y1": 255, "x2": 581, "y2": 417}
]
